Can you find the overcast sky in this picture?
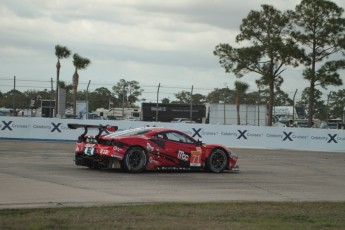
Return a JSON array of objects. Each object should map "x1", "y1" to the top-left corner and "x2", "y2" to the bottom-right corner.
[{"x1": 1, "y1": 0, "x2": 344, "y2": 102}]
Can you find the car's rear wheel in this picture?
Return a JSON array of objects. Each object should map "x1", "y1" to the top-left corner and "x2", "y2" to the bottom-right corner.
[
  {"x1": 122, "y1": 147, "x2": 147, "y2": 173},
  {"x1": 206, "y1": 149, "x2": 228, "y2": 173}
]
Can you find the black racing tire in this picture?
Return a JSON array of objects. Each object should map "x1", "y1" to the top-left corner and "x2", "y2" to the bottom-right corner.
[
  {"x1": 206, "y1": 149, "x2": 228, "y2": 173},
  {"x1": 122, "y1": 147, "x2": 147, "y2": 173}
]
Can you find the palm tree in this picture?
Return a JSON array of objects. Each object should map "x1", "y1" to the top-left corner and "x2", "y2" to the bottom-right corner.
[
  {"x1": 55, "y1": 45, "x2": 71, "y2": 117},
  {"x1": 72, "y1": 53, "x2": 91, "y2": 117},
  {"x1": 234, "y1": 81, "x2": 249, "y2": 125}
]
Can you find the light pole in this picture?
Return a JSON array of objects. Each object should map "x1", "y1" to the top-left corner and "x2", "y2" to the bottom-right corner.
[
  {"x1": 156, "y1": 83, "x2": 160, "y2": 122},
  {"x1": 292, "y1": 89, "x2": 298, "y2": 122},
  {"x1": 122, "y1": 84, "x2": 126, "y2": 119},
  {"x1": 326, "y1": 91, "x2": 333, "y2": 123},
  {"x1": 190, "y1": 85, "x2": 193, "y2": 122},
  {"x1": 85, "y1": 80, "x2": 91, "y2": 120}
]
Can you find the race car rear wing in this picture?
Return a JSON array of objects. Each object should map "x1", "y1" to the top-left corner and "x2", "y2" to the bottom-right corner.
[{"x1": 68, "y1": 123, "x2": 118, "y2": 142}]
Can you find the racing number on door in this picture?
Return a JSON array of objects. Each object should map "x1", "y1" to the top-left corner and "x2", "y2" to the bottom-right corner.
[{"x1": 190, "y1": 150, "x2": 202, "y2": 167}]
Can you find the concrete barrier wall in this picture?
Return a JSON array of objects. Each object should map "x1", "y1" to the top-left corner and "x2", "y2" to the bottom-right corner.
[{"x1": 0, "y1": 117, "x2": 344, "y2": 152}]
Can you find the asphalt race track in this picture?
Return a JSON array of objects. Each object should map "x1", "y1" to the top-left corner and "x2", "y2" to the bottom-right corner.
[{"x1": 0, "y1": 140, "x2": 344, "y2": 209}]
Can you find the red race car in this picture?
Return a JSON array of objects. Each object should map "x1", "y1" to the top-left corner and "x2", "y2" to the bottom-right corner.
[{"x1": 68, "y1": 124, "x2": 239, "y2": 173}]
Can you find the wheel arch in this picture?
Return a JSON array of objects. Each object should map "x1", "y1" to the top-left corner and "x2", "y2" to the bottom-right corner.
[
  {"x1": 205, "y1": 146, "x2": 229, "y2": 159},
  {"x1": 121, "y1": 145, "x2": 148, "y2": 173},
  {"x1": 205, "y1": 147, "x2": 230, "y2": 173},
  {"x1": 126, "y1": 144, "x2": 147, "y2": 154}
]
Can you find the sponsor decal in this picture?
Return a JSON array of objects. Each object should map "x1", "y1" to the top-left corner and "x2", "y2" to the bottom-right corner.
[
  {"x1": 221, "y1": 132, "x2": 238, "y2": 137},
  {"x1": 201, "y1": 131, "x2": 218, "y2": 136},
  {"x1": 99, "y1": 149, "x2": 109, "y2": 155},
  {"x1": 149, "y1": 157, "x2": 160, "y2": 165},
  {"x1": 190, "y1": 148, "x2": 202, "y2": 167},
  {"x1": 1, "y1": 121, "x2": 30, "y2": 130},
  {"x1": 237, "y1": 130, "x2": 247, "y2": 139},
  {"x1": 266, "y1": 134, "x2": 283, "y2": 138},
  {"x1": 247, "y1": 133, "x2": 263, "y2": 138},
  {"x1": 33, "y1": 125, "x2": 51, "y2": 129},
  {"x1": 328, "y1": 134, "x2": 337, "y2": 143},
  {"x1": 51, "y1": 122, "x2": 62, "y2": 132},
  {"x1": 113, "y1": 146, "x2": 122, "y2": 152},
  {"x1": 177, "y1": 150, "x2": 189, "y2": 161},
  {"x1": 311, "y1": 136, "x2": 327, "y2": 140},
  {"x1": 1, "y1": 121, "x2": 13, "y2": 130},
  {"x1": 282, "y1": 132, "x2": 308, "y2": 141},
  {"x1": 267, "y1": 133, "x2": 308, "y2": 141},
  {"x1": 146, "y1": 142, "x2": 155, "y2": 152},
  {"x1": 190, "y1": 128, "x2": 218, "y2": 137},
  {"x1": 283, "y1": 132, "x2": 293, "y2": 141},
  {"x1": 337, "y1": 136, "x2": 345, "y2": 141},
  {"x1": 192, "y1": 128, "x2": 202, "y2": 138}
]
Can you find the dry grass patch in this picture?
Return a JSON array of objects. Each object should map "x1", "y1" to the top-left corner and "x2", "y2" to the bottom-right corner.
[{"x1": 0, "y1": 202, "x2": 344, "y2": 230}]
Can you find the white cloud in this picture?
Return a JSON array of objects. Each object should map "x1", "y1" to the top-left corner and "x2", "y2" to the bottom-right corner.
[{"x1": 0, "y1": 0, "x2": 344, "y2": 102}]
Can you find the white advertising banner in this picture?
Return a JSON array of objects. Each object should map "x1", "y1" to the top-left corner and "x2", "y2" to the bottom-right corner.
[{"x1": 0, "y1": 117, "x2": 344, "y2": 152}]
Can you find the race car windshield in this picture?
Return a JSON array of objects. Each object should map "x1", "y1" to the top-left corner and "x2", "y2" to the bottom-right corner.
[{"x1": 104, "y1": 127, "x2": 151, "y2": 138}]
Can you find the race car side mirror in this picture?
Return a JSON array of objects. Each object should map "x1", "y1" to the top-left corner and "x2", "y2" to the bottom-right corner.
[
  {"x1": 106, "y1": 126, "x2": 118, "y2": 132},
  {"x1": 196, "y1": 139, "x2": 203, "y2": 146}
]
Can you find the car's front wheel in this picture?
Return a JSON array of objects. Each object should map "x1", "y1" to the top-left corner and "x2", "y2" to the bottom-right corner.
[
  {"x1": 206, "y1": 149, "x2": 228, "y2": 173},
  {"x1": 122, "y1": 147, "x2": 147, "y2": 173}
]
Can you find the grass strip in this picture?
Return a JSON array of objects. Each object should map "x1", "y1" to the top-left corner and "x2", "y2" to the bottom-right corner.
[{"x1": 1, "y1": 201, "x2": 344, "y2": 230}]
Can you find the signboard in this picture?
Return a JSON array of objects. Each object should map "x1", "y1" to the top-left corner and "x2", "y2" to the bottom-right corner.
[{"x1": 0, "y1": 117, "x2": 344, "y2": 152}]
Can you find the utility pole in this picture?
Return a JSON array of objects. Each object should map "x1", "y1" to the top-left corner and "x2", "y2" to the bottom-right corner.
[
  {"x1": 50, "y1": 78, "x2": 53, "y2": 117},
  {"x1": 122, "y1": 84, "x2": 125, "y2": 119},
  {"x1": 292, "y1": 89, "x2": 298, "y2": 122},
  {"x1": 326, "y1": 91, "x2": 333, "y2": 123},
  {"x1": 257, "y1": 87, "x2": 261, "y2": 126},
  {"x1": 190, "y1": 85, "x2": 193, "y2": 122},
  {"x1": 86, "y1": 80, "x2": 91, "y2": 120},
  {"x1": 156, "y1": 83, "x2": 160, "y2": 122},
  {"x1": 12, "y1": 76, "x2": 16, "y2": 116},
  {"x1": 55, "y1": 62, "x2": 59, "y2": 117}
]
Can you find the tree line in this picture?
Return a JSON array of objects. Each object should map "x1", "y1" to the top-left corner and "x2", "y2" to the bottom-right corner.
[
  {"x1": 0, "y1": 80, "x2": 344, "y2": 121},
  {"x1": 214, "y1": 0, "x2": 345, "y2": 127}
]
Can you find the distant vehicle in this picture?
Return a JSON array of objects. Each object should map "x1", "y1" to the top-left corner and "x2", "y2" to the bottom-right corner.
[
  {"x1": 94, "y1": 116, "x2": 107, "y2": 120},
  {"x1": 125, "y1": 116, "x2": 139, "y2": 121},
  {"x1": 294, "y1": 120, "x2": 309, "y2": 128},
  {"x1": 320, "y1": 119, "x2": 343, "y2": 129},
  {"x1": 106, "y1": 115, "x2": 117, "y2": 120},
  {"x1": 68, "y1": 124, "x2": 239, "y2": 173},
  {"x1": 171, "y1": 118, "x2": 194, "y2": 123},
  {"x1": 0, "y1": 108, "x2": 12, "y2": 116}
]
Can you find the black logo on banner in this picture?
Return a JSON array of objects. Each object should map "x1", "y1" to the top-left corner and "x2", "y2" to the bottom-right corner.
[
  {"x1": 192, "y1": 128, "x2": 202, "y2": 138},
  {"x1": 327, "y1": 134, "x2": 337, "y2": 143},
  {"x1": 51, "y1": 123, "x2": 62, "y2": 132},
  {"x1": 237, "y1": 130, "x2": 247, "y2": 139},
  {"x1": 1, "y1": 121, "x2": 13, "y2": 131},
  {"x1": 282, "y1": 132, "x2": 293, "y2": 141}
]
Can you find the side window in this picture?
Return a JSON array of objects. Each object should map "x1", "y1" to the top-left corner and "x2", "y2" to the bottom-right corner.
[
  {"x1": 165, "y1": 132, "x2": 195, "y2": 144},
  {"x1": 152, "y1": 133, "x2": 165, "y2": 140}
]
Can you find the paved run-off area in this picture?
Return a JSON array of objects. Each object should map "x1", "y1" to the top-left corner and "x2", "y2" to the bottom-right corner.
[{"x1": 0, "y1": 140, "x2": 344, "y2": 209}]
